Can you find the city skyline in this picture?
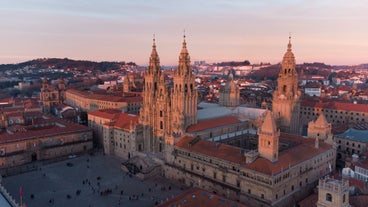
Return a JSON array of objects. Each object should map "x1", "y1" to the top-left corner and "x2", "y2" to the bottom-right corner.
[{"x1": 0, "y1": 0, "x2": 367, "y2": 66}]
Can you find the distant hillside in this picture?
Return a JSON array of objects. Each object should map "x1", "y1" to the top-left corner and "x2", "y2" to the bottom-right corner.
[
  {"x1": 0, "y1": 58, "x2": 136, "y2": 72},
  {"x1": 333, "y1": 64, "x2": 368, "y2": 70},
  {"x1": 217, "y1": 60, "x2": 250, "y2": 67},
  {"x1": 249, "y1": 62, "x2": 333, "y2": 80}
]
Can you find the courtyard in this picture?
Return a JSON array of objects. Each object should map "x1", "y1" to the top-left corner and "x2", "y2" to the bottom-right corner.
[{"x1": 2, "y1": 152, "x2": 184, "y2": 207}]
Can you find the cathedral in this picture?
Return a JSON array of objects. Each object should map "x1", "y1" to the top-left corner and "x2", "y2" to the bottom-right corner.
[
  {"x1": 139, "y1": 36, "x2": 197, "y2": 154},
  {"x1": 272, "y1": 36, "x2": 301, "y2": 134},
  {"x1": 87, "y1": 36, "x2": 335, "y2": 207}
]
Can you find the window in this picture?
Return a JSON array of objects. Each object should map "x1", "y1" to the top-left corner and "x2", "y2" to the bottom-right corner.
[
  {"x1": 160, "y1": 110, "x2": 163, "y2": 117},
  {"x1": 248, "y1": 189, "x2": 251, "y2": 194},
  {"x1": 160, "y1": 121, "x2": 163, "y2": 129},
  {"x1": 326, "y1": 193, "x2": 332, "y2": 202},
  {"x1": 343, "y1": 194, "x2": 346, "y2": 203}
]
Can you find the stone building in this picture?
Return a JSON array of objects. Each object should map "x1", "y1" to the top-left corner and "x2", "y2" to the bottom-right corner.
[
  {"x1": 88, "y1": 109, "x2": 122, "y2": 147},
  {"x1": 0, "y1": 113, "x2": 92, "y2": 169},
  {"x1": 317, "y1": 177, "x2": 350, "y2": 207},
  {"x1": 334, "y1": 127, "x2": 368, "y2": 161},
  {"x1": 40, "y1": 77, "x2": 66, "y2": 114},
  {"x1": 308, "y1": 113, "x2": 333, "y2": 144},
  {"x1": 139, "y1": 36, "x2": 197, "y2": 154},
  {"x1": 272, "y1": 37, "x2": 301, "y2": 134},
  {"x1": 164, "y1": 112, "x2": 336, "y2": 207},
  {"x1": 102, "y1": 113, "x2": 143, "y2": 160},
  {"x1": 219, "y1": 73, "x2": 240, "y2": 107},
  {"x1": 65, "y1": 89, "x2": 126, "y2": 112},
  {"x1": 300, "y1": 100, "x2": 368, "y2": 132}
]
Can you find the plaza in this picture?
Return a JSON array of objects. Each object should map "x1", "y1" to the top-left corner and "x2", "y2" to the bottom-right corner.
[{"x1": 2, "y1": 153, "x2": 183, "y2": 207}]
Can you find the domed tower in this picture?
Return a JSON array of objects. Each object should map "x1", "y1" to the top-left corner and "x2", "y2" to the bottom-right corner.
[
  {"x1": 258, "y1": 110, "x2": 280, "y2": 162},
  {"x1": 272, "y1": 36, "x2": 301, "y2": 134},
  {"x1": 219, "y1": 73, "x2": 240, "y2": 107},
  {"x1": 140, "y1": 37, "x2": 170, "y2": 153},
  {"x1": 170, "y1": 35, "x2": 198, "y2": 137}
]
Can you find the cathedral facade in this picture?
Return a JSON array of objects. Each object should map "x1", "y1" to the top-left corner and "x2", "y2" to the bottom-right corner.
[{"x1": 139, "y1": 37, "x2": 197, "y2": 154}]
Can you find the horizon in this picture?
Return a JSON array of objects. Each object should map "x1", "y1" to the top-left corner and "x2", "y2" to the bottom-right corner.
[
  {"x1": 0, "y1": 1, "x2": 367, "y2": 65},
  {"x1": 1, "y1": 57, "x2": 368, "y2": 67}
]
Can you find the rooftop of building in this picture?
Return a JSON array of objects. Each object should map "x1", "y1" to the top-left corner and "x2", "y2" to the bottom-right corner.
[
  {"x1": 301, "y1": 100, "x2": 368, "y2": 113},
  {"x1": 175, "y1": 134, "x2": 332, "y2": 176},
  {"x1": 155, "y1": 187, "x2": 249, "y2": 207},
  {"x1": 0, "y1": 116, "x2": 90, "y2": 143},
  {"x1": 104, "y1": 113, "x2": 139, "y2": 130},
  {"x1": 335, "y1": 128, "x2": 368, "y2": 142},
  {"x1": 67, "y1": 89, "x2": 142, "y2": 103},
  {"x1": 186, "y1": 116, "x2": 242, "y2": 133},
  {"x1": 88, "y1": 109, "x2": 122, "y2": 120},
  {"x1": 197, "y1": 102, "x2": 265, "y2": 121}
]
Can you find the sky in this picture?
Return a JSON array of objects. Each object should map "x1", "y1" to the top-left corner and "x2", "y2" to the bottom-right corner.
[{"x1": 0, "y1": 0, "x2": 367, "y2": 66}]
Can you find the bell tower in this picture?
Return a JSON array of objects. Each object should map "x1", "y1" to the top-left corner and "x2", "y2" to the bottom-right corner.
[
  {"x1": 272, "y1": 36, "x2": 301, "y2": 134},
  {"x1": 317, "y1": 177, "x2": 350, "y2": 207},
  {"x1": 140, "y1": 37, "x2": 169, "y2": 153},
  {"x1": 171, "y1": 35, "x2": 198, "y2": 137}
]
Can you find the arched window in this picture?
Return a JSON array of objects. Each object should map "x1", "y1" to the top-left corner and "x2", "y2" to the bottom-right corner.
[{"x1": 326, "y1": 193, "x2": 332, "y2": 202}]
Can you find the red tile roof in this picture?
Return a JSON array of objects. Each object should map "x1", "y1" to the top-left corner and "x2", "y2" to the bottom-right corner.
[
  {"x1": 176, "y1": 136, "x2": 244, "y2": 163},
  {"x1": 155, "y1": 187, "x2": 249, "y2": 207},
  {"x1": 350, "y1": 195, "x2": 368, "y2": 207},
  {"x1": 88, "y1": 109, "x2": 122, "y2": 120},
  {"x1": 245, "y1": 139, "x2": 332, "y2": 175},
  {"x1": 175, "y1": 134, "x2": 332, "y2": 176},
  {"x1": 67, "y1": 89, "x2": 142, "y2": 103},
  {"x1": 186, "y1": 116, "x2": 241, "y2": 133},
  {"x1": 301, "y1": 100, "x2": 368, "y2": 113},
  {"x1": 0, "y1": 121, "x2": 90, "y2": 143},
  {"x1": 106, "y1": 113, "x2": 139, "y2": 130},
  {"x1": 297, "y1": 194, "x2": 317, "y2": 207}
]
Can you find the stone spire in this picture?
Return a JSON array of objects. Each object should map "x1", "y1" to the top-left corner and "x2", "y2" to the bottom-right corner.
[
  {"x1": 281, "y1": 35, "x2": 296, "y2": 75},
  {"x1": 177, "y1": 34, "x2": 191, "y2": 76},
  {"x1": 148, "y1": 35, "x2": 161, "y2": 75}
]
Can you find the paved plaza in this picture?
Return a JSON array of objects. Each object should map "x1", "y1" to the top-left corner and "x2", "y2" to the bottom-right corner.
[{"x1": 2, "y1": 153, "x2": 184, "y2": 207}]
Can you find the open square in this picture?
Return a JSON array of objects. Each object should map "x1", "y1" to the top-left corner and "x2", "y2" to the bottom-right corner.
[{"x1": 2, "y1": 153, "x2": 183, "y2": 207}]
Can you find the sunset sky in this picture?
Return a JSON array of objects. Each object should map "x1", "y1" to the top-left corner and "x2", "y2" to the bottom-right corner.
[{"x1": 0, "y1": 0, "x2": 367, "y2": 66}]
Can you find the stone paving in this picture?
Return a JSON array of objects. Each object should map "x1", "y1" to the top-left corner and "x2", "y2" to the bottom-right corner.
[{"x1": 2, "y1": 153, "x2": 184, "y2": 207}]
